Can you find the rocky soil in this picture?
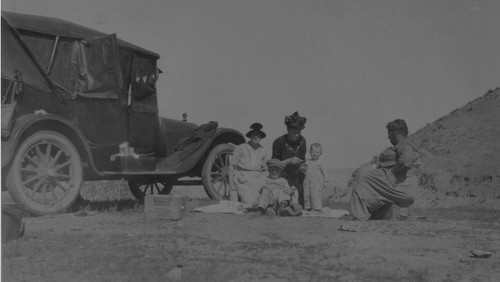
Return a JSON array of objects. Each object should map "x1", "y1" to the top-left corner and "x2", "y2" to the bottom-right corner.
[{"x1": 2, "y1": 203, "x2": 500, "y2": 282}]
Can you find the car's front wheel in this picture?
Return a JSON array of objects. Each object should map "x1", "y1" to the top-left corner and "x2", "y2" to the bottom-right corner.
[
  {"x1": 201, "y1": 143, "x2": 235, "y2": 200},
  {"x1": 6, "y1": 131, "x2": 83, "y2": 215}
]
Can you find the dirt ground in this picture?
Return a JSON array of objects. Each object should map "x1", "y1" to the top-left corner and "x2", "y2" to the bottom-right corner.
[{"x1": 2, "y1": 191, "x2": 500, "y2": 282}]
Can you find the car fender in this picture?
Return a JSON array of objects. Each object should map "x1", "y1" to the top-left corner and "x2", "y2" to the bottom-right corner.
[
  {"x1": 1, "y1": 113, "x2": 97, "y2": 174},
  {"x1": 188, "y1": 127, "x2": 245, "y2": 173},
  {"x1": 157, "y1": 127, "x2": 245, "y2": 175},
  {"x1": 202, "y1": 127, "x2": 246, "y2": 154}
]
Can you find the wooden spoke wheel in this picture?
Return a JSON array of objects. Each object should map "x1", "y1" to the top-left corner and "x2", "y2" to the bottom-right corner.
[
  {"x1": 127, "y1": 180, "x2": 174, "y2": 202},
  {"x1": 201, "y1": 143, "x2": 235, "y2": 200},
  {"x1": 6, "y1": 131, "x2": 83, "y2": 215}
]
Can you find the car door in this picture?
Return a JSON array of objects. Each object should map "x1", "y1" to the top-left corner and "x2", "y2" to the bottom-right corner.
[
  {"x1": 72, "y1": 34, "x2": 128, "y2": 170},
  {"x1": 125, "y1": 52, "x2": 160, "y2": 155}
]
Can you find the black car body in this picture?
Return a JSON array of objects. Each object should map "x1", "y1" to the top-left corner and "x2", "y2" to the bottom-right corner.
[{"x1": 1, "y1": 12, "x2": 244, "y2": 215}]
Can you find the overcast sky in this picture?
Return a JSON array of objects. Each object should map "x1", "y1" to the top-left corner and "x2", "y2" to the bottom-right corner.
[{"x1": 3, "y1": 0, "x2": 500, "y2": 169}]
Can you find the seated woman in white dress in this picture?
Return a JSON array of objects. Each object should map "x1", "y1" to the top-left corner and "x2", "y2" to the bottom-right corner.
[{"x1": 231, "y1": 123, "x2": 269, "y2": 204}]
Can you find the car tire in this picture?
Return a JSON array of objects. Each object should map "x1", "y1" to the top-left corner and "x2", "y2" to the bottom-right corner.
[
  {"x1": 201, "y1": 143, "x2": 235, "y2": 200},
  {"x1": 127, "y1": 180, "x2": 174, "y2": 203},
  {"x1": 6, "y1": 130, "x2": 83, "y2": 215}
]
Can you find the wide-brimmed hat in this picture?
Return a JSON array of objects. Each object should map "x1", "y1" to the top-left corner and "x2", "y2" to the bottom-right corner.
[
  {"x1": 285, "y1": 111, "x2": 306, "y2": 130},
  {"x1": 245, "y1": 122, "x2": 266, "y2": 138},
  {"x1": 267, "y1": 159, "x2": 284, "y2": 169}
]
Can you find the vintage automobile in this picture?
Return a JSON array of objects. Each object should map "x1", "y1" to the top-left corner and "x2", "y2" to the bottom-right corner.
[{"x1": 1, "y1": 11, "x2": 245, "y2": 215}]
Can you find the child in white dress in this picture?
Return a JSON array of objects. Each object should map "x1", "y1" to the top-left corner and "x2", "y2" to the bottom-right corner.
[{"x1": 302, "y1": 143, "x2": 326, "y2": 211}]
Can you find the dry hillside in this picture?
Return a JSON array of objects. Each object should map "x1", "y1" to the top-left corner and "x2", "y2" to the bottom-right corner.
[
  {"x1": 326, "y1": 88, "x2": 500, "y2": 209},
  {"x1": 408, "y1": 87, "x2": 500, "y2": 208}
]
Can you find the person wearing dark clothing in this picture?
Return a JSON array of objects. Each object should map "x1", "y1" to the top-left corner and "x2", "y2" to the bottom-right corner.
[{"x1": 272, "y1": 111, "x2": 307, "y2": 207}]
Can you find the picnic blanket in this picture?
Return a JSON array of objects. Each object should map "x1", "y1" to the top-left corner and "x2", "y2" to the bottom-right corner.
[
  {"x1": 192, "y1": 200, "x2": 252, "y2": 215},
  {"x1": 193, "y1": 201, "x2": 349, "y2": 218},
  {"x1": 301, "y1": 207, "x2": 349, "y2": 218}
]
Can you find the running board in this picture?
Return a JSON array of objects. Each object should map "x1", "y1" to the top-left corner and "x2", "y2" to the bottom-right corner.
[
  {"x1": 98, "y1": 171, "x2": 202, "y2": 185},
  {"x1": 173, "y1": 179, "x2": 203, "y2": 186},
  {"x1": 100, "y1": 170, "x2": 179, "y2": 175}
]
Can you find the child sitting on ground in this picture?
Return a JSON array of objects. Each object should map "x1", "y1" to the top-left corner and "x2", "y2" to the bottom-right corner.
[
  {"x1": 254, "y1": 159, "x2": 302, "y2": 216},
  {"x1": 301, "y1": 143, "x2": 327, "y2": 211}
]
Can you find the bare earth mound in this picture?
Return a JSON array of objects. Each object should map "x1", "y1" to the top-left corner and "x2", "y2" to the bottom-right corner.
[
  {"x1": 324, "y1": 88, "x2": 500, "y2": 210},
  {"x1": 408, "y1": 88, "x2": 500, "y2": 209}
]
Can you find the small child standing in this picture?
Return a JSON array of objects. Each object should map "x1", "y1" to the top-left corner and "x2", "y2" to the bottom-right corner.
[
  {"x1": 255, "y1": 159, "x2": 302, "y2": 216},
  {"x1": 302, "y1": 143, "x2": 326, "y2": 211}
]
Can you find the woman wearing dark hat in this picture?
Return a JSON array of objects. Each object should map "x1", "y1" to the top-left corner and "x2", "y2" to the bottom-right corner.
[
  {"x1": 347, "y1": 119, "x2": 421, "y2": 220},
  {"x1": 272, "y1": 111, "x2": 308, "y2": 207},
  {"x1": 231, "y1": 123, "x2": 269, "y2": 204}
]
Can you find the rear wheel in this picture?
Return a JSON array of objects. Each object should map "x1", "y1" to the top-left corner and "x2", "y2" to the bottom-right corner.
[
  {"x1": 6, "y1": 131, "x2": 83, "y2": 215},
  {"x1": 201, "y1": 143, "x2": 235, "y2": 200},
  {"x1": 127, "y1": 180, "x2": 174, "y2": 202}
]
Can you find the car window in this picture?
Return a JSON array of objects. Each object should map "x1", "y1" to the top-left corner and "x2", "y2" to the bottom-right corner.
[
  {"x1": 72, "y1": 34, "x2": 122, "y2": 99},
  {"x1": 131, "y1": 54, "x2": 157, "y2": 102}
]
